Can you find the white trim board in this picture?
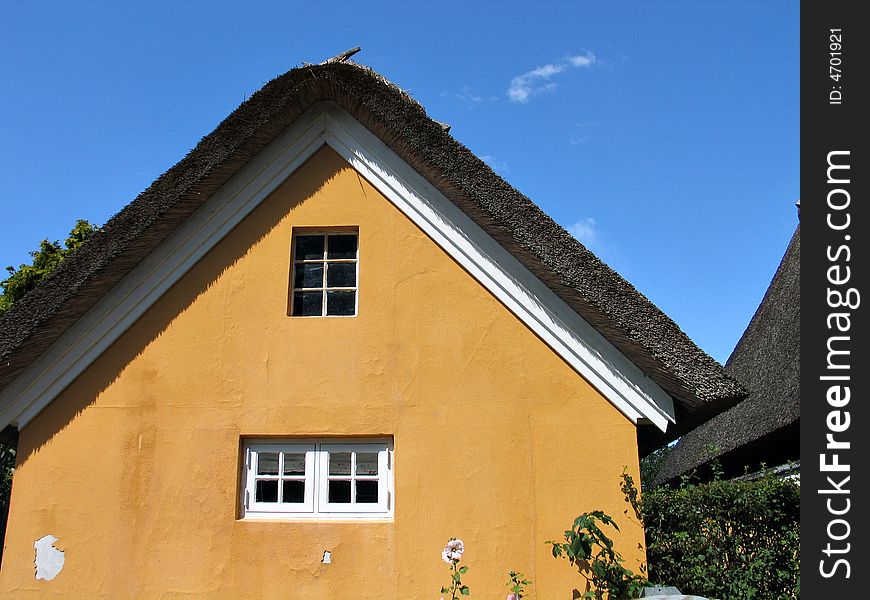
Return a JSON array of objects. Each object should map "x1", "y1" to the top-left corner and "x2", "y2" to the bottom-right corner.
[{"x1": 0, "y1": 102, "x2": 675, "y2": 432}]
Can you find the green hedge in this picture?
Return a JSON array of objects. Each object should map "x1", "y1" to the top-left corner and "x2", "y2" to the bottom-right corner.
[{"x1": 642, "y1": 475, "x2": 799, "y2": 600}]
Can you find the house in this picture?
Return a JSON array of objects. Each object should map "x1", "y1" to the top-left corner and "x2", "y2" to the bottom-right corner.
[
  {"x1": 653, "y1": 219, "x2": 800, "y2": 486},
  {"x1": 0, "y1": 57, "x2": 743, "y2": 597}
]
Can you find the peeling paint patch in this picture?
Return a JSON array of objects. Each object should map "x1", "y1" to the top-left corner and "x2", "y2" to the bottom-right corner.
[
  {"x1": 321, "y1": 550, "x2": 332, "y2": 564},
  {"x1": 34, "y1": 535, "x2": 65, "y2": 581}
]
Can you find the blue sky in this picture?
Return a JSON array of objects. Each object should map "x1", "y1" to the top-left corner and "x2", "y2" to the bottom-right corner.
[{"x1": 0, "y1": 1, "x2": 799, "y2": 363}]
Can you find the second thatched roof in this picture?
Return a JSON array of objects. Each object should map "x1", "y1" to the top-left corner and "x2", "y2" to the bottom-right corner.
[{"x1": 654, "y1": 225, "x2": 800, "y2": 484}]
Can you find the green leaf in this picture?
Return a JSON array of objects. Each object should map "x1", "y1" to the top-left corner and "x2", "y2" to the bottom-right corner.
[
  {"x1": 458, "y1": 566, "x2": 468, "y2": 574},
  {"x1": 460, "y1": 585, "x2": 470, "y2": 595}
]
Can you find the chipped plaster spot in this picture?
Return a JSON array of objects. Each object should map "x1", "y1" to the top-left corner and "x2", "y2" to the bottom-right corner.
[
  {"x1": 321, "y1": 550, "x2": 332, "y2": 564},
  {"x1": 34, "y1": 534, "x2": 65, "y2": 581}
]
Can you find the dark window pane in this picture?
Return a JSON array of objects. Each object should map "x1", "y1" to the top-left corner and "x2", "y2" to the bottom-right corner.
[
  {"x1": 329, "y1": 452, "x2": 351, "y2": 475},
  {"x1": 356, "y1": 480, "x2": 379, "y2": 504},
  {"x1": 326, "y1": 263, "x2": 356, "y2": 288},
  {"x1": 295, "y1": 235, "x2": 325, "y2": 260},
  {"x1": 256, "y1": 479, "x2": 278, "y2": 503},
  {"x1": 292, "y1": 291, "x2": 323, "y2": 316},
  {"x1": 326, "y1": 291, "x2": 355, "y2": 316},
  {"x1": 282, "y1": 480, "x2": 305, "y2": 503},
  {"x1": 356, "y1": 453, "x2": 378, "y2": 476},
  {"x1": 257, "y1": 452, "x2": 279, "y2": 476},
  {"x1": 294, "y1": 263, "x2": 323, "y2": 289},
  {"x1": 327, "y1": 234, "x2": 357, "y2": 260},
  {"x1": 328, "y1": 480, "x2": 351, "y2": 503},
  {"x1": 283, "y1": 453, "x2": 306, "y2": 476}
]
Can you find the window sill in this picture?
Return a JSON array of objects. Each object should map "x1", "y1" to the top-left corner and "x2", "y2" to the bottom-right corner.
[{"x1": 236, "y1": 516, "x2": 394, "y2": 524}]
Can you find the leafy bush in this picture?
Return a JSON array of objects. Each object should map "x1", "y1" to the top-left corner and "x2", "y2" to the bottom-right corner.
[
  {"x1": 547, "y1": 510, "x2": 647, "y2": 599},
  {"x1": 641, "y1": 473, "x2": 799, "y2": 599}
]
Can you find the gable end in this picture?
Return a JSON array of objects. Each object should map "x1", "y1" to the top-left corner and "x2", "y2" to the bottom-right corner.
[{"x1": 0, "y1": 103, "x2": 675, "y2": 432}]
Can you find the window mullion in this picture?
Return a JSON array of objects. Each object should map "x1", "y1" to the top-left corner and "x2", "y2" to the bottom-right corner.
[
  {"x1": 320, "y1": 238, "x2": 328, "y2": 316},
  {"x1": 350, "y1": 452, "x2": 357, "y2": 504},
  {"x1": 314, "y1": 444, "x2": 323, "y2": 515},
  {"x1": 320, "y1": 249, "x2": 327, "y2": 316},
  {"x1": 277, "y1": 452, "x2": 285, "y2": 504}
]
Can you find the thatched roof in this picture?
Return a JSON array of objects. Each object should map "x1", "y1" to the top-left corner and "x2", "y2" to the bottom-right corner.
[
  {"x1": 0, "y1": 60, "x2": 744, "y2": 441},
  {"x1": 654, "y1": 226, "x2": 800, "y2": 484}
]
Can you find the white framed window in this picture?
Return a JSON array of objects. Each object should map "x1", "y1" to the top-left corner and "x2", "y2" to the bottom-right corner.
[
  {"x1": 241, "y1": 439, "x2": 393, "y2": 519},
  {"x1": 290, "y1": 231, "x2": 359, "y2": 317}
]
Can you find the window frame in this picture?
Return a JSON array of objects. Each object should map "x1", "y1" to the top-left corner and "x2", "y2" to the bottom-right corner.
[
  {"x1": 240, "y1": 438, "x2": 394, "y2": 520},
  {"x1": 289, "y1": 229, "x2": 360, "y2": 318}
]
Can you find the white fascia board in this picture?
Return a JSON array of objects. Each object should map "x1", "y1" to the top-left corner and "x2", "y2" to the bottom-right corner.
[{"x1": 0, "y1": 102, "x2": 675, "y2": 432}]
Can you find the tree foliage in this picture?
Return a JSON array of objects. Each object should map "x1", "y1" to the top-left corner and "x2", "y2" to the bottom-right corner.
[
  {"x1": 639, "y1": 445, "x2": 671, "y2": 491},
  {"x1": 0, "y1": 219, "x2": 95, "y2": 314}
]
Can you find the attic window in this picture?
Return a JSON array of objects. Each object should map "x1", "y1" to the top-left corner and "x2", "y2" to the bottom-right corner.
[{"x1": 290, "y1": 231, "x2": 358, "y2": 316}]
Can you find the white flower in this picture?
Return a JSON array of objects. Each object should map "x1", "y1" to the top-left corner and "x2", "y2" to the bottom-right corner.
[
  {"x1": 441, "y1": 538, "x2": 465, "y2": 563},
  {"x1": 507, "y1": 594, "x2": 518, "y2": 600}
]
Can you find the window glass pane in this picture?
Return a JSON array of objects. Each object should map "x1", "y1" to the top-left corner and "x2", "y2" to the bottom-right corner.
[
  {"x1": 282, "y1": 480, "x2": 305, "y2": 503},
  {"x1": 356, "y1": 480, "x2": 379, "y2": 504},
  {"x1": 326, "y1": 291, "x2": 356, "y2": 316},
  {"x1": 356, "y1": 453, "x2": 379, "y2": 476},
  {"x1": 328, "y1": 480, "x2": 352, "y2": 503},
  {"x1": 326, "y1": 263, "x2": 356, "y2": 288},
  {"x1": 327, "y1": 234, "x2": 357, "y2": 260},
  {"x1": 257, "y1": 452, "x2": 279, "y2": 476},
  {"x1": 329, "y1": 452, "x2": 351, "y2": 476},
  {"x1": 283, "y1": 453, "x2": 306, "y2": 476},
  {"x1": 256, "y1": 479, "x2": 279, "y2": 503},
  {"x1": 294, "y1": 263, "x2": 324, "y2": 289},
  {"x1": 292, "y1": 291, "x2": 323, "y2": 316},
  {"x1": 295, "y1": 235, "x2": 325, "y2": 260}
]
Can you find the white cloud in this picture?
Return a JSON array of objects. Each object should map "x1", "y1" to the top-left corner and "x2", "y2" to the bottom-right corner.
[
  {"x1": 569, "y1": 121, "x2": 599, "y2": 145},
  {"x1": 567, "y1": 54, "x2": 596, "y2": 68},
  {"x1": 479, "y1": 154, "x2": 509, "y2": 173},
  {"x1": 453, "y1": 86, "x2": 499, "y2": 104},
  {"x1": 507, "y1": 52, "x2": 597, "y2": 103},
  {"x1": 441, "y1": 86, "x2": 499, "y2": 106},
  {"x1": 567, "y1": 217, "x2": 598, "y2": 248}
]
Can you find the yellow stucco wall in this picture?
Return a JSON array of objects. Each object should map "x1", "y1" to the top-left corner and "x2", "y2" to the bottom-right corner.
[{"x1": 1, "y1": 146, "x2": 644, "y2": 598}]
